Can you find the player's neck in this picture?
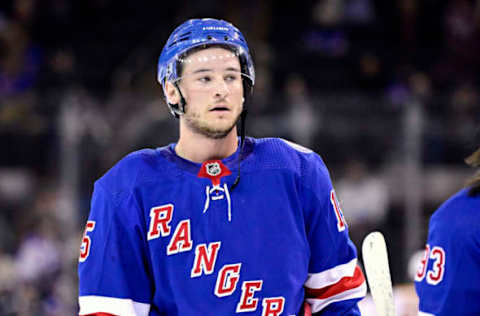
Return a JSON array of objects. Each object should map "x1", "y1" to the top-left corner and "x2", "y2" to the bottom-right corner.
[{"x1": 175, "y1": 130, "x2": 238, "y2": 163}]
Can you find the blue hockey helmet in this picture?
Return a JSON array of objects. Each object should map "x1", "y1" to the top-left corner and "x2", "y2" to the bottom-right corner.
[{"x1": 157, "y1": 18, "x2": 255, "y2": 117}]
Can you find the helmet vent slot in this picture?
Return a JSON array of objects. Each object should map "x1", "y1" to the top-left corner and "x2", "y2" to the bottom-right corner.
[
  {"x1": 179, "y1": 31, "x2": 191, "y2": 37},
  {"x1": 168, "y1": 36, "x2": 190, "y2": 47}
]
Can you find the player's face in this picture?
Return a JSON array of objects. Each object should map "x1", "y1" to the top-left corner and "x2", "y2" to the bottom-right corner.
[{"x1": 177, "y1": 47, "x2": 244, "y2": 139}]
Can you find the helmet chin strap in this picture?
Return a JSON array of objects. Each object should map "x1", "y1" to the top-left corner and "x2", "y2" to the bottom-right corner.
[
  {"x1": 170, "y1": 82, "x2": 186, "y2": 118},
  {"x1": 230, "y1": 107, "x2": 247, "y2": 191},
  {"x1": 230, "y1": 79, "x2": 251, "y2": 191}
]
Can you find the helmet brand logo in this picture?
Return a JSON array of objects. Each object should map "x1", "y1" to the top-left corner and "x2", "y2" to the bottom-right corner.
[{"x1": 202, "y1": 27, "x2": 229, "y2": 31}]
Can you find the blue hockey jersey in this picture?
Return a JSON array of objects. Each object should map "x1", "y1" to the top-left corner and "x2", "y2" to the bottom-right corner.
[
  {"x1": 415, "y1": 187, "x2": 480, "y2": 316},
  {"x1": 78, "y1": 137, "x2": 366, "y2": 315}
]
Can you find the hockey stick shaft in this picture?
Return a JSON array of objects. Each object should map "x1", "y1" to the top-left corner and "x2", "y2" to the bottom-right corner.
[{"x1": 362, "y1": 231, "x2": 396, "y2": 316}]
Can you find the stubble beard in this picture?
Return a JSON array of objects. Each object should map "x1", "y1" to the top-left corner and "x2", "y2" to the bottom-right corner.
[{"x1": 184, "y1": 111, "x2": 241, "y2": 139}]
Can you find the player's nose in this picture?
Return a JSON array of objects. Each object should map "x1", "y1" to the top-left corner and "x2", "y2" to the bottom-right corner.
[{"x1": 213, "y1": 78, "x2": 229, "y2": 98}]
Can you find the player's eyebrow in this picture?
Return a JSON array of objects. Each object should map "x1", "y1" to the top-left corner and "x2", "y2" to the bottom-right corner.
[
  {"x1": 224, "y1": 66, "x2": 241, "y2": 72},
  {"x1": 192, "y1": 68, "x2": 212, "y2": 74}
]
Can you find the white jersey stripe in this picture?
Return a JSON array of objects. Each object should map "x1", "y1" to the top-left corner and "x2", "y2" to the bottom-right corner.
[
  {"x1": 305, "y1": 258, "x2": 357, "y2": 289},
  {"x1": 79, "y1": 295, "x2": 150, "y2": 316},
  {"x1": 306, "y1": 281, "x2": 367, "y2": 313},
  {"x1": 418, "y1": 312, "x2": 435, "y2": 316}
]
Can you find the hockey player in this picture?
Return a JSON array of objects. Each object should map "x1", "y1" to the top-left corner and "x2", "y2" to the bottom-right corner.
[
  {"x1": 78, "y1": 18, "x2": 366, "y2": 316},
  {"x1": 415, "y1": 147, "x2": 480, "y2": 315}
]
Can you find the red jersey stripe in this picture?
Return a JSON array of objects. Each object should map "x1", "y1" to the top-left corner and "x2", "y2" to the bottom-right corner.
[{"x1": 305, "y1": 265, "x2": 365, "y2": 299}]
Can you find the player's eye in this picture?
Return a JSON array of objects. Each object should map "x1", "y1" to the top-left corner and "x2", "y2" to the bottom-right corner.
[
  {"x1": 198, "y1": 76, "x2": 212, "y2": 83},
  {"x1": 224, "y1": 73, "x2": 240, "y2": 82}
]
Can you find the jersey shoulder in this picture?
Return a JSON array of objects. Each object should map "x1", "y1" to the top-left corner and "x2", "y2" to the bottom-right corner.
[
  {"x1": 431, "y1": 188, "x2": 480, "y2": 222},
  {"x1": 95, "y1": 148, "x2": 172, "y2": 203},
  {"x1": 251, "y1": 137, "x2": 326, "y2": 170},
  {"x1": 250, "y1": 137, "x2": 332, "y2": 190},
  {"x1": 429, "y1": 188, "x2": 480, "y2": 238}
]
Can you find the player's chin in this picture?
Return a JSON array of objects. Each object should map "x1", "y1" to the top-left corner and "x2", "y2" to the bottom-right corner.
[
  {"x1": 209, "y1": 116, "x2": 236, "y2": 128},
  {"x1": 204, "y1": 123, "x2": 236, "y2": 139}
]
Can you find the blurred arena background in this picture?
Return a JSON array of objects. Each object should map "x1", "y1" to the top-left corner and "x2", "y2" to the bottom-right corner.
[{"x1": 0, "y1": 0, "x2": 479, "y2": 315}]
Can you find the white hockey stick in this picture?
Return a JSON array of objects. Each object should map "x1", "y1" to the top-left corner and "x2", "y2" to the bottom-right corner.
[{"x1": 362, "y1": 231, "x2": 396, "y2": 316}]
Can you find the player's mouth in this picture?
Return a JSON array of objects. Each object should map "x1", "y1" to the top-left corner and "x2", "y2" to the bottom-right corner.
[{"x1": 209, "y1": 106, "x2": 230, "y2": 112}]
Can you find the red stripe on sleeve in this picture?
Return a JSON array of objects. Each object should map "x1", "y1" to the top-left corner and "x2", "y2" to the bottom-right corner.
[
  {"x1": 305, "y1": 265, "x2": 365, "y2": 299},
  {"x1": 81, "y1": 313, "x2": 118, "y2": 316}
]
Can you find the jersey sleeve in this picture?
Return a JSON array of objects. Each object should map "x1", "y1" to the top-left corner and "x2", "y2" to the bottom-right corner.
[
  {"x1": 78, "y1": 182, "x2": 153, "y2": 316},
  {"x1": 300, "y1": 154, "x2": 366, "y2": 315}
]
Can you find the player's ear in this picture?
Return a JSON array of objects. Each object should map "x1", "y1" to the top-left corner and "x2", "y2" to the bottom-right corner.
[{"x1": 165, "y1": 81, "x2": 181, "y2": 105}]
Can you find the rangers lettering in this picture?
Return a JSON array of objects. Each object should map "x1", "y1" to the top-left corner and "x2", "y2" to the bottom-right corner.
[
  {"x1": 167, "y1": 219, "x2": 193, "y2": 255},
  {"x1": 262, "y1": 297, "x2": 285, "y2": 316},
  {"x1": 191, "y1": 241, "x2": 221, "y2": 278},
  {"x1": 236, "y1": 280, "x2": 263, "y2": 312},
  {"x1": 146, "y1": 210, "x2": 289, "y2": 313},
  {"x1": 148, "y1": 204, "x2": 173, "y2": 240},
  {"x1": 215, "y1": 263, "x2": 241, "y2": 297}
]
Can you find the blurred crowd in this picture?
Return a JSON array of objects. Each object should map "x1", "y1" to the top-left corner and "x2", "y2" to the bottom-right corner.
[{"x1": 0, "y1": 0, "x2": 479, "y2": 315}]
